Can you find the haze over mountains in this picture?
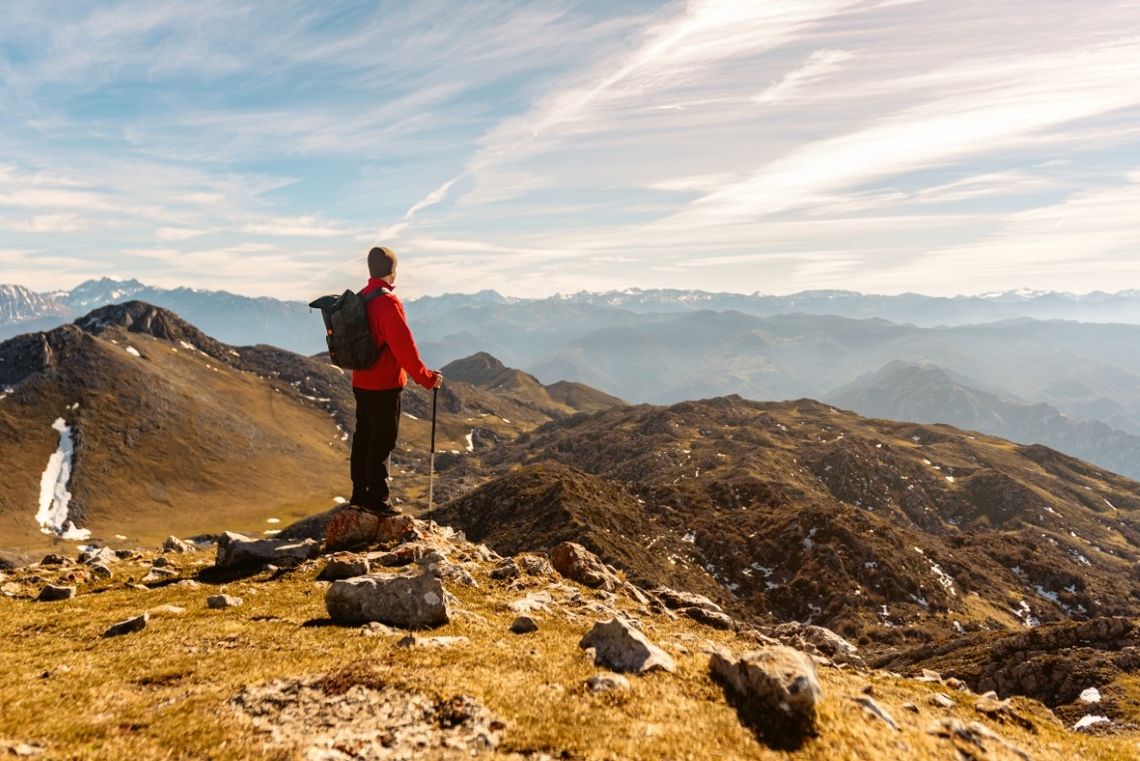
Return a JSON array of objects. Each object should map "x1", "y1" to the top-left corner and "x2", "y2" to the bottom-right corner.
[{"x1": 8, "y1": 277, "x2": 1140, "y2": 481}]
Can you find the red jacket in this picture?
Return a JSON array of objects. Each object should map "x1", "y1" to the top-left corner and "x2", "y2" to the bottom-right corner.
[{"x1": 351, "y1": 278, "x2": 437, "y2": 391}]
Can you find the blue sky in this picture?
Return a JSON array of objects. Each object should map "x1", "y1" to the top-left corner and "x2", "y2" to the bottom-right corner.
[{"x1": 1, "y1": 0, "x2": 1139, "y2": 300}]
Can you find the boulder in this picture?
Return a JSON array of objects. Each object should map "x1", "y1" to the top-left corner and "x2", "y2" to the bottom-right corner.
[
  {"x1": 490, "y1": 559, "x2": 521, "y2": 581},
  {"x1": 551, "y1": 542, "x2": 618, "y2": 591},
  {"x1": 317, "y1": 553, "x2": 370, "y2": 581},
  {"x1": 37, "y1": 584, "x2": 75, "y2": 602},
  {"x1": 142, "y1": 567, "x2": 179, "y2": 584},
  {"x1": 162, "y1": 536, "x2": 194, "y2": 553},
  {"x1": 653, "y1": 586, "x2": 723, "y2": 613},
  {"x1": 39, "y1": 553, "x2": 70, "y2": 566},
  {"x1": 325, "y1": 571, "x2": 449, "y2": 629},
  {"x1": 207, "y1": 594, "x2": 243, "y2": 609},
  {"x1": 710, "y1": 646, "x2": 823, "y2": 747},
  {"x1": 517, "y1": 553, "x2": 554, "y2": 576},
  {"x1": 680, "y1": 606, "x2": 736, "y2": 630},
  {"x1": 90, "y1": 563, "x2": 112, "y2": 579},
  {"x1": 579, "y1": 618, "x2": 676, "y2": 674},
  {"x1": 375, "y1": 515, "x2": 417, "y2": 544},
  {"x1": 510, "y1": 616, "x2": 539, "y2": 634},
  {"x1": 771, "y1": 622, "x2": 863, "y2": 666},
  {"x1": 104, "y1": 613, "x2": 148, "y2": 638},
  {"x1": 215, "y1": 532, "x2": 320, "y2": 569}
]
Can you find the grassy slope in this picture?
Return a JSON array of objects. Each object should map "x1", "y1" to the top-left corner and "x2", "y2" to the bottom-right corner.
[{"x1": 0, "y1": 542, "x2": 1136, "y2": 760}]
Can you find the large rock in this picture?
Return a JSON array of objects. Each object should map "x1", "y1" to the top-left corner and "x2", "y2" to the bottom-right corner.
[
  {"x1": 215, "y1": 532, "x2": 320, "y2": 569},
  {"x1": 37, "y1": 584, "x2": 75, "y2": 602},
  {"x1": 653, "y1": 586, "x2": 723, "y2": 613},
  {"x1": 317, "y1": 553, "x2": 370, "y2": 581},
  {"x1": 710, "y1": 646, "x2": 823, "y2": 748},
  {"x1": 551, "y1": 542, "x2": 618, "y2": 591},
  {"x1": 579, "y1": 618, "x2": 676, "y2": 674},
  {"x1": 325, "y1": 571, "x2": 449, "y2": 629},
  {"x1": 771, "y1": 622, "x2": 862, "y2": 666}
]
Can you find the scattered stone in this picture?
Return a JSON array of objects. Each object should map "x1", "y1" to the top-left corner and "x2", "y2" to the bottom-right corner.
[
  {"x1": 474, "y1": 544, "x2": 501, "y2": 562},
  {"x1": 853, "y1": 696, "x2": 899, "y2": 730},
  {"x1": 151, "y1": 556, "x2": 172, "y2": 568},
  {"x1": 490, "y1": 559, "x2": 521, "y2": 581},
  {"x1": 37, "y1": 584, "x2": 75, "y2": 602},
  {"x1": 114, "y1": 549, "x2": 136, "y2": 560},
  {"x1": 317, "y1": 553, "x2": 370, "y2": 581},
  {"x1": 653, "y1": 586, "x2": 723, "y2": 613},
  {"x1": 395, "y1": 634, "x2": 469, "y2": 649},
  {"x1": 78, "y1": 547, "x2": 116, "y2": 566},
  {"x1": 551, "y1": 542, "x2": 618, "y2": 591},
  {"x1": 432, "y1": 563, "x2": 479, "y2": 588},
  {"x1": 931, "y1": 693, "x2": 956, "y2": 709},
  {"x1": 39, "y1": 553, "x2": 70, "y2": 566},
  {"x1": 162, "y1": 536, "x2": 194, "y2": 553},
  {"x1": 771, "y1": 622, "x2": 863, "y2": 666},
  {"x1": 517, "y1": 553, "x2": 553, "y2": 576},
  {"x1": 902, "y1": 702, "x2": 919, "y2": 714},
  {"x1": 90, "y1": 563, "x2": 112, "y2": 579},
  {"x1": 1, "y1": 582, "x2": 21, "y2": 597},
  {"x1": 679, "y1": 605, "x2": 735, "y2": 630},
  {"x1": 710, "y1": 645, "x2": 822, "y2": 748},
  {"x1": 974, "y1": 695, "x2": 1035, "y2": 731},
  {"x1": 509, "y1": 591, "x2": 553, "y2": 614},
  {"x1": 622, "y1": 582, "x2": 651, "y2": 606},
  {"x1": 945, "y1": 677, "x2": 967, "y2": 692},
  {"x1": 103, "y1": 613, "x2": 149, "y2": 638},
  {"x1": 586, "y1": 673, "x2": 630, "y2": 693},
  {"x1": 176, "y1": 579, "x2": 201, "y2": 589},
  {"x1": 1079, "y1": 687, "x2": 1102, "y2": 704},
  {"x1": 360, "y1": 621, "x2": 395, "y2": 637},
  {"x1": 579, "y1": 618, "x2": 675, "y2": 674},
  {"x1": 233, "y1": 678, "x2": 506, "y2": 758},
  {"x1": 326, "y1": 571, "x2": 449, "y2": 629},
  {"x1": 918, "y1": 668, "x2": 943, "y2": 683},
  {"x1": 510, "y1": 616, "x2": 539, "y2": 634},
  {"x1": 142, "y1": 567, "x2": 178, "y2": 584},
  {"x1": 927, "y1": 718, "x2": 1030, "y2": 761},
  {"x1": 215, "y1": 532, "x2": 320, "y2": 569},
  {"x1": 208, "y1": 594, "x2": 243, "y2": 609}
]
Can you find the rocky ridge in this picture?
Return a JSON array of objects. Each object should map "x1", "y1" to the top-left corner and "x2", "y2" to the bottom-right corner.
[{"x1": 1, "y1": 513, "x2": 1136, "y2": 759}]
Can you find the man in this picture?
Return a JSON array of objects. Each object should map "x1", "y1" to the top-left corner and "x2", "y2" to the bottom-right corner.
[{"x1": 350, "y1": 245, "x2": 443, "y2": 516}]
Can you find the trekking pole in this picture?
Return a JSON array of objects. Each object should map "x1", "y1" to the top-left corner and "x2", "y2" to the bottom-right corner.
[{"x1": 428, "y1": 386, "x2": 438, "y2": 524}]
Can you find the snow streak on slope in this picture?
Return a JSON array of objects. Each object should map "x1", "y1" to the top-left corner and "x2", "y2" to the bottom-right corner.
[{"x1": 36, "y1": 417, "x2": 90, "y2": 540}]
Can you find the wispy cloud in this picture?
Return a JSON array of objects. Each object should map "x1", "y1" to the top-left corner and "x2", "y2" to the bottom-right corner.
[{"x1": 754, "y1": 49, "x2": 854, "y2": 105}]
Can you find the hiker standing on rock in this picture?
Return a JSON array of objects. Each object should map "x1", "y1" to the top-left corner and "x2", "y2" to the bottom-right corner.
[{"x1": 350, "y1": 246, "x2": 443, "y2": 516}]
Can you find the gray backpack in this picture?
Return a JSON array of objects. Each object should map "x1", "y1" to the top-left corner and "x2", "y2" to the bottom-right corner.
[{"x1": 309, "y1": 290, "x2": 385, "y2": 369}]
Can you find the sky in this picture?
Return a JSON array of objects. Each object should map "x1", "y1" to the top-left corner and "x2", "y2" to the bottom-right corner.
[{"x1": 1, "y1": 0, "x2": 1139, "y2": 301}]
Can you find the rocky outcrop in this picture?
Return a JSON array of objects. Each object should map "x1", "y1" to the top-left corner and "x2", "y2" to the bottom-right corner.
[
  {"x1": 579, "y1": 618, "x2": 675, "y2": 674},
  {"x1": 215, "y1": 532, "x2": 320, "y2": 569},
  {"x1": 710, "y1": 646, "x2": 823, "y2": 749},
  {"x1": 317, "y1": 553, "x2": 370, "y2": 581},
  {"x1": 325, "y1": 572, "x2": 449, "y2": 629},
  {"x1": 551, "y1": 542, "x2": 618, "y2": 591}
]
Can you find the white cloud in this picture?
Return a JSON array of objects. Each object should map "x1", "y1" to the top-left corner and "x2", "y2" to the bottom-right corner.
[{"x1": 754, "y1": 49, "x2": 854, "y2": 105}]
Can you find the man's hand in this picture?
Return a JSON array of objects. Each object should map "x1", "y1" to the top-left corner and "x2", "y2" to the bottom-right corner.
[{"x1": 432, "y1": 371, "x2": 444, "y2": 389}]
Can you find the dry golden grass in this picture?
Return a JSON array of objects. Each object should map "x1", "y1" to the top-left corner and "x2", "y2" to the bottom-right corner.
[{"x1": 2, "y1": 546, "x2": 1138, "y2": 760}]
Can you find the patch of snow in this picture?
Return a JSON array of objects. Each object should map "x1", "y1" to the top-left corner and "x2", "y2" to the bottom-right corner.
[
  {"x1": 945, "y1": 475, "x2": 955, "y2": 483},
  {"x1": 266, "y1": 518, "x2": 280, "y2": 524},
  {"x1": 465, "y1": 431, "x2": 475, "y2": 452},
  {"x1": 1012, "y1": 600, "x2": 1040, "y2": 628},
  {"x1": 1034, "y1": 585, "x2": 1059, "y2": 604},
  {"x1": 36, "y1": 417, "x2": 90, "y2": 540},
  {"x1": 125, "y1": 346, "x2": 141, "y2": 357},
  {"x1": 803, "y1": 527, "x2": 817, "y2": 551},
  {"x1": 403, "y1": 413, "x2": 419, "y2": 420},
  {"x1": 263, "y1": 529, "x2": 281, "y2": 536},
  {"x1": 953, "y1": 620, "x2": 965, "y2": 634},
  {"x1": 115, "y1": 534, "x2": 127, "y2": 540},
  {"x1": 500, "y1": 418, "x2": 511, "y2": 424},
  {"x1": 682, "y1": 530, "x2": 696, "y2": 543},
  {"x1": 1079, "y1": 687, "x2": 1102, "y2": 704},
  {"x1": 179, "y1": 340, "x2": 194, "y2": 350},
  {"x1": 1104, "y1": 499, "x2": 1117, "y2": 511},
  {"x1": 1074, "y1": 715, "x2": 1109, "y2": 730},
  {"x1": 301, "y1": 395, "x2": 331, "y2": 403},
  {"x1": 751, "y1": 563, "x2": 774, "y2": 577}
]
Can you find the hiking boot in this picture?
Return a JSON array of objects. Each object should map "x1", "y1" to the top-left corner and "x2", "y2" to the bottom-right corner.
[{"x1": 357, "y1": 503, "x2": 401, "y2": 518}]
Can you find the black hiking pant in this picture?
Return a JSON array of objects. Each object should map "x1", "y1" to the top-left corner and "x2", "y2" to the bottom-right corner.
[{"x1": 350, "y1": 387, "x2": 401, "y2": 510}]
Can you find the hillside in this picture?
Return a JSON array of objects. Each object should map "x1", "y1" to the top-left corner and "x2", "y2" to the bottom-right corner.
[
  {"x1": 436, "y1": 396, "x2": 1140, "y2": 649},
  {"x1": 0, "y1": 306, "x2": 622, "y2": 551},
  {"x1": 0, "y1": 514, "x2": 1135, "y2": 759},
  {"x1": 830, "y1": 361, "x2": 1140, "y2": 481},
  {"x1": 441, "y1": 352, "x2": 625, "y2": 416}
]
